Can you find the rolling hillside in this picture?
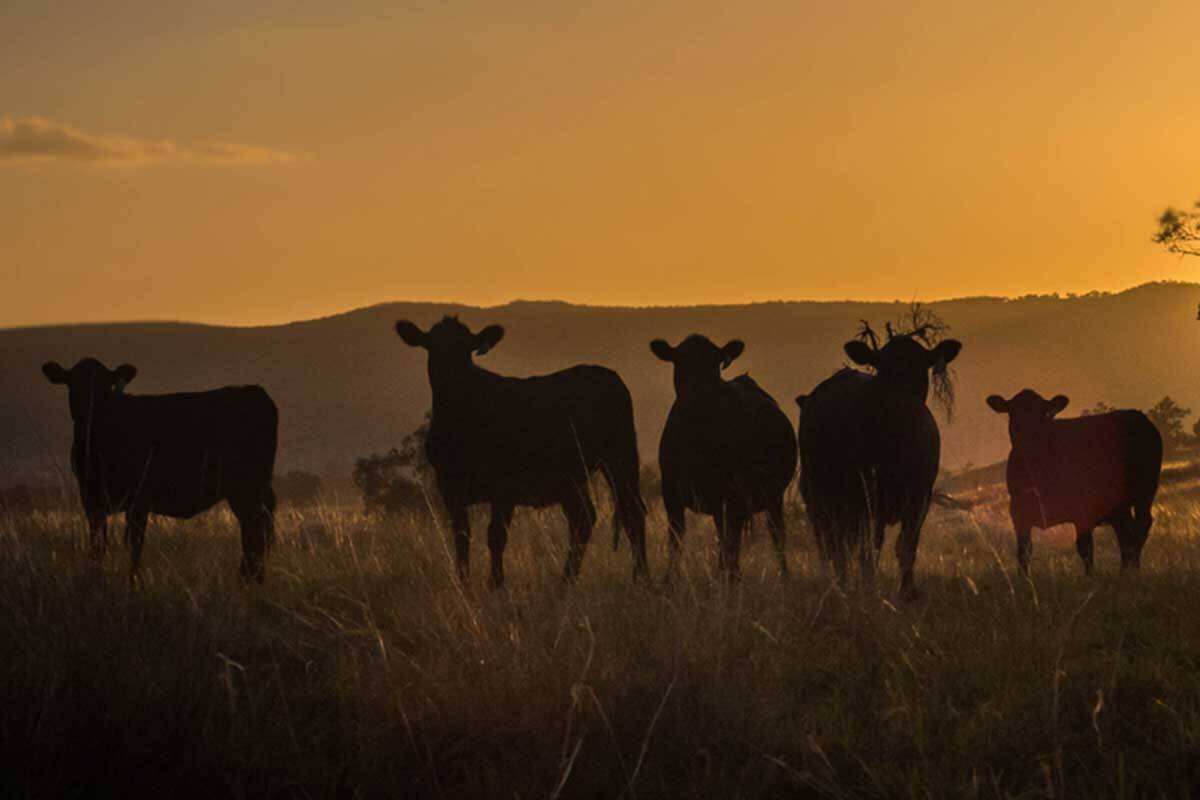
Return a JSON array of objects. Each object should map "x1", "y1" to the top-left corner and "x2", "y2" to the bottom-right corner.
[{"x1": 4, "y1": 281, "x2": 1200, "y2": 484}]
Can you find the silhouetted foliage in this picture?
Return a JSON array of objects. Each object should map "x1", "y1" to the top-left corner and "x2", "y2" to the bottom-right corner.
[
  {"x1": 274, "y1": 470, "x2": 324, "y2": 506},
  {"x1": 352, "y1": 411, "x2": 432, "y2": 515},
  {"x1": 1146, "y1": 396, "x2": 1192, "y2": 454},
  {"x1": 1153, "y1": 200, "x2": 1200, "y2": 318},
  {"x1": 1081, "y1": 400, "x2": 1115, "y2": 417},
  {"x1": 1154, "y1": 200, "x2": 1200, "y2": 259}
]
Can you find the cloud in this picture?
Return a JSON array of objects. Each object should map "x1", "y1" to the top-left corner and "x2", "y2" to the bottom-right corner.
[{"x1": 0, "y1": 116, "x2": 307, "y2": 166}]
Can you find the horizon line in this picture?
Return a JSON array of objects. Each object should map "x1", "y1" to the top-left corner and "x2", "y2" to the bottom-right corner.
[{"x1": 4, "y1": 279, "x2": 1197, "y2": 334}]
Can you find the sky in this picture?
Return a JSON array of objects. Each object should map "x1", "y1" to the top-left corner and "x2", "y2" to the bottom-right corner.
[{"x1": 3, "y1": 1, "x2": 1200, "y2": 327}]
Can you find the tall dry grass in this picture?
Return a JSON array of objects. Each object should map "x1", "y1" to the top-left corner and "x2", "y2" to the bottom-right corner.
[{"x1": 3, "y1": 481, "x2": 1200, "y2": 798}]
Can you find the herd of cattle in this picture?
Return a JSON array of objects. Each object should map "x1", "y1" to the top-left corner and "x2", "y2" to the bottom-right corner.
[{"x1": 39, "y1": 315, "x2": 1164, "y2": 594}]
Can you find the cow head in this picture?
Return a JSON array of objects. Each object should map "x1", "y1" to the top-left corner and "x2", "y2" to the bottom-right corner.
[
  {"x1": 650, "y1": 334, "x2": 743, "y2": 396},
  {"x1": 843, "y1": 324, "x2": 961, "y2": 411},
  {"x1": 396, "y1": 316, "x2": 504, "y2": 385},
  {"x1": 987, "y1": 390, "x2": 1069, "y2": 438},
  {"x1": 42, "y1": 358, "x2": 138, "y2": 423}
]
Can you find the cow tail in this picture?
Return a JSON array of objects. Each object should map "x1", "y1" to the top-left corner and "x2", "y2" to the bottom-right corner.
[
  {"x1": 263, "y1": 487, "x2": 277, "y2": 550},
  {"x1": 606, "y1": 447, "x2": 646, "y2": 553},
  {"x1": 612, "y1": 501, "x2": 622, "y2": 551}
]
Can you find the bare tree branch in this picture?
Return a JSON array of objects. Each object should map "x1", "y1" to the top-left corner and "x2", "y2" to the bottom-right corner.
[{"x1": 1154, "y1": 201, "x2": 1200, "y2": 258}]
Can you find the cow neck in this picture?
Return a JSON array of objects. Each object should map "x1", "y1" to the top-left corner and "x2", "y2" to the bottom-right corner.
[
  {"x1": 866, "y1": 376, "x2": 927, "y2": 411},
  {"x1": 428, "y1": 360, "x2": 490, "y2": 417},
  {"x1": 1008, "y1": 420, "x2": 1053, "y2": 454},
  {"x1": 71, "y1": 389, "x2": 122, "y2": 448},
  {"x1": 675, "y1": 375, "x2": 726, "y2": 407}
]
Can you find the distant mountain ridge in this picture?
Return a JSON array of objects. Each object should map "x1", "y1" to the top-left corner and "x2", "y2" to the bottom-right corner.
[{"x1": 4, "y1": 281, "x2": 1200, "y2": 483}]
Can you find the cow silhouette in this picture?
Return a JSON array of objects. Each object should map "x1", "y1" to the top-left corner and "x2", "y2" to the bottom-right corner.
[
  {"x1": 395, "y1": 316, "x2": 647, "y2": 588},
  {"x1": 42, "y1": 358, "x2": 277, "y2": 584},
  {"x1": 987, "y1": 389, "x2": 1162, "y2": 574},
  {"x1": 651, "y1": 335, "x2": 796, "y2": 579},
  {"x1": 798, "y1": 323, "x2": 962, "y2": 596}
]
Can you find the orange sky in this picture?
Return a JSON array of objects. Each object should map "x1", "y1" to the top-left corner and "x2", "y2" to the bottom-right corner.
[{"x1": 3, "y1": 1, "x2": 1199, "y2": 327}]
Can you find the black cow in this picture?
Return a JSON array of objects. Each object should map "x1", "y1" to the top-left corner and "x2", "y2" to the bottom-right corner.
[
  {"x1": 986, "y1": 390, "x2": 1162, "y2": 574},
  {"x1": 798, "y1": 326, "x2": 962, "y2": 596},
  {"x1": 651, "y1": 335, "x2": 797, "y2": 579},
  {"x1": 395, "y1": 316, "x2": 647, "y2": 588},
  {"x1": 42, "y1": 358, "x2": 278, "y2": 583}
]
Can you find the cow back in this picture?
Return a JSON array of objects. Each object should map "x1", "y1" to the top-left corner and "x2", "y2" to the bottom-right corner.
[
  {"x1": 426, "y1": 364, "x2": 635, "y2": 507},
  {"x1": 74, "y1": 385, "x2": 277, "y2": 516}
]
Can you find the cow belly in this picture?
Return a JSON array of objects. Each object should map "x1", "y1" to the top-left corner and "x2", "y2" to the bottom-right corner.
[
  {"x1": 669, "y1": 469, "x2": 747, "y2": 515},
  {"x1": 134, "y1": 451, "x2": 242, "y2": 518},
  {"x1": 437, "y1": 466, "x2": 586, "y2": 509},
  {"x1": 1019, "y1": 498, "x2": 1120, "y2": 532}
]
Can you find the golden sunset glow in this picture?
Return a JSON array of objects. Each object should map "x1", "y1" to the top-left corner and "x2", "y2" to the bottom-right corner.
[{"x1": 4, "y1": 2, "x2": 1200, "y2": 326}]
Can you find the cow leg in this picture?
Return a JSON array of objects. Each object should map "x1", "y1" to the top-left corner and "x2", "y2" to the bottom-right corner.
[
  {"x1": 859, "y1": 517, "x2": 885, "y2": 583},
  {"x1": 230, "y1": 496, "x2": 270, "y2": 584},
  {"x1": 487, "y1": 503, "x2": 514, "y2": 590},
  {"x1": 562, "y1": 491, "x2": 597, "y2": 583},
  {"x1": 1115, "y1": 506, "x2": 1144, "y2": 573},
  {"x1": 766, "y1": 494, "x2": 789, "y2": 578},
  {"x1": 124, "y1": 507, "x2": 150, "y2": 587},
  {"x1": 1014, "y1": 518, "x2": 1033, "y2": 575},
  {"x1": 86, "y1": 509, "x2": 108, "y2": 561},
  {"x1": 664, "y1": 490, "x2": 686, "y2": 583},
  {"x1": 621, "y1": 489, "x2": 649, "y2": 582},
  {"x1": 1074, "y1": 525, "x2": 1095, "y2": 575},
  {"x1": 1130, "y1": 499, "x2": 1154, "y2": 570},
  {"x1": 448, "y1": 505, "x2": 471, "y2": 582},
  {"x1": 825, "y1": 520, "x2": 850, "y2": 585},
  {"x1": 896, "y1": 502, "x2": 929, "y2": 599},
  {"x1": 716, "y1": 508, "x2": 747, "y2": 581}
]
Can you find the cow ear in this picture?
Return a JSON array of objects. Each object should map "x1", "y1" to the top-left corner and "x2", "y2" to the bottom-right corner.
[
  {"x1": 1047, "y1": 395, "x2": 1070, "y2": 417},
  {"x1": 930, "y1": 339, "x2": 962, "y2": 372},
  {"x1": 844, "y1": 340, "x2": 878, "y2": 367},
  {"x1": 649, "y1": 339, "x2": 676, "y2": 362},
  {"x1": 395, "y1": 320, "x2": 429, "y2": 348},
  {"x1": 113, "y1": 364, "x2": 137, "y2": 392},
  {"x1": 473, "y1": 324, "x2": 504, "y2": 356},
  {"x1": 42, "y1": 361, "x2": 69, "y2": 384},
  {"x1": 986, "y1": 395, "x2": 1009, "y2": 414},
  {"x1": 720, "y1": 340, "x2": 744, "y2": 369}
]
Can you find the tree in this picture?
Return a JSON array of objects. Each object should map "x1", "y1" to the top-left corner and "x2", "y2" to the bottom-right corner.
[
  {"x1": 1154, "y1": 200, "x2": 1200, "y2": 258},
  {"x1": 1146, "y1": 396, "x2": 1192, "y2": 453},
  {"x1": 352, "y1": 411, "x2": 433, "y2": 514},
  {"x1": 1154, "y1": 200, "x2": 1200, "y2": 318},
  {"x1": 1080, "y1": 400, "x2": 1115, "y2": 417},
  {"x1": 397, "y1": 411, "x2": 434, "y2": 484}
]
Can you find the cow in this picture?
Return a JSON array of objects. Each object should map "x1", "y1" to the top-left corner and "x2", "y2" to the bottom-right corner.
[
  {"x1": 394, "y1": 316, "x2": 647, "y2": 588},
  {"x1": 798, "y1": 323, "x2": 962, "y2": 597},
  {"x1": 986, "y1": 389, "x2": 1162, "y2": 574},
  {"x1": 42, "y1": 358, "x2": 278, "y2": 584},
  {"x1": 650, "y1": 335, "x2": 797, "y2": 580}
]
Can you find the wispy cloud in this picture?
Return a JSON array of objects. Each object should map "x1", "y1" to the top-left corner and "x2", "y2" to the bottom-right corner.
[{"x1": 0, "y1": 116, "x2": 308, "y2": 166}]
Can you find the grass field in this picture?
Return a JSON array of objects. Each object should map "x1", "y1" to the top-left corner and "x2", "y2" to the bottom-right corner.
[{"x1": 3, "y1": 474, "x2": 1200, "y2": 799}]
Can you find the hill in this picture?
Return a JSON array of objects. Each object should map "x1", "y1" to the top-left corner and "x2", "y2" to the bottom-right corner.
[{"x1": 4, "y1": 281, "x2": 1200, "y2": 483}]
